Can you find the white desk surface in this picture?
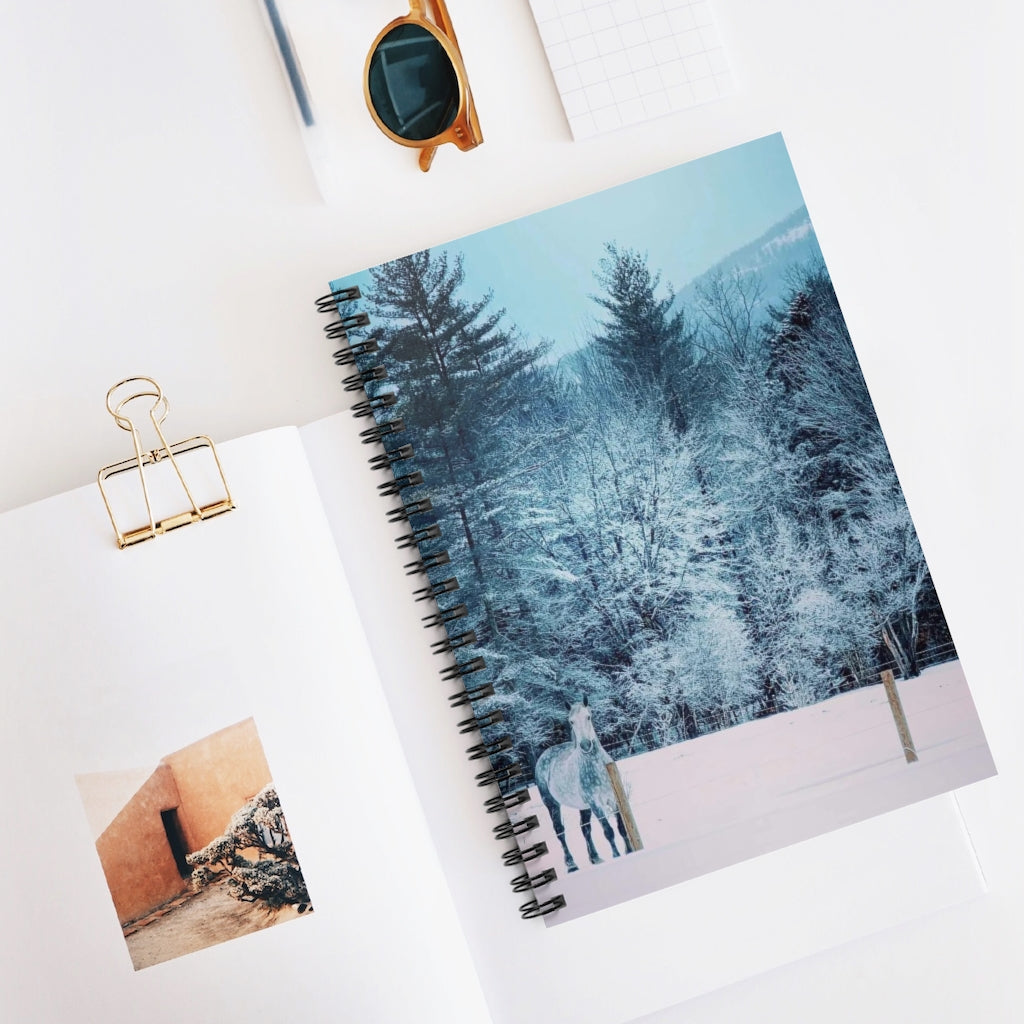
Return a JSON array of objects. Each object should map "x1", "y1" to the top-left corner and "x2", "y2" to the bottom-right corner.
[{"x1": 1, "y1": 1, "x2": 1021, "y2": 1022}]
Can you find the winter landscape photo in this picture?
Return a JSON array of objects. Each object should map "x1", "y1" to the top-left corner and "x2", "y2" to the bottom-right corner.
[
  {"x1": 331, "y1": 133, "x2": 995, "y2": 920},
  {"x1": 76, "y1": 718, "x2": 312, "y2": 969}
]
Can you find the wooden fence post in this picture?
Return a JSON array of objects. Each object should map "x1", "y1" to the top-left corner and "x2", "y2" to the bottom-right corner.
[
  {"x1": 606, "y1": 762, "x2": 644, "y2": 852},
  {"x1": 881, "y1": 668, "x2": 919, "y2": 763}
]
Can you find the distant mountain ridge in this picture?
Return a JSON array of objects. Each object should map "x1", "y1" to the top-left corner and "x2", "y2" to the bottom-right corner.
[{"x1": 678, "y1": 205, "x2": 823, "y2": 319}]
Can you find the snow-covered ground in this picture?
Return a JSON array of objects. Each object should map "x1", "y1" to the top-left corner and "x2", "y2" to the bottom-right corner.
[{"x1": 512, "y1": 660, "x2": 995, "y2": 924}]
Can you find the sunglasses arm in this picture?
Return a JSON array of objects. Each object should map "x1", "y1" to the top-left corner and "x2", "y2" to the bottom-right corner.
[
  {"x1": 424, "y1": 0, "x2": 458, "y2": 46},
  {"x1": 419, "y1": 146, "x2": 438, "y2": 172}
]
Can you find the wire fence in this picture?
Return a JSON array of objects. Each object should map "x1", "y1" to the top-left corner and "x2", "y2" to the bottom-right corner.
[
  {"x1": 601, "y1": 641, "x2": 960, "y2": 762},
  {"x1": 876, "y1": 639, "x2": 958, "y2": 675}
]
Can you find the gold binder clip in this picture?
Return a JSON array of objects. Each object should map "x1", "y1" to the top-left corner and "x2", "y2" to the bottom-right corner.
[{"x1": 97, "y1": 377, "x2": 234, "y2": 548}]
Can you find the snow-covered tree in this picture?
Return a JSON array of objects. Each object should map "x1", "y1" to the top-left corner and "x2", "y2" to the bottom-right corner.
[
  {"x1": 490, "y1": 344, "x2": 755, "y2": 756},
  {"x1": 830, "y1": 457, "x2": 931, "y2": 678},
  {"x1": 339, "y1": 242, "x2": 955, "y2": 780},
  {"x1": 694, "y1": 267, "x2": 766, "y2": 360},
  {"x1": 592, "y1": 244, "x2": 697, "y2": 432},
  {"x1": 186, "y1": 786, "x2": 311, "y2": 913},
  {"x1": 363, "y1": 249, "x2": 548, "y2": 644},
  {"x1": 762, "y1": 265, "x2": 943, "y2": 676},
  {"x1": 743, "y1": 516, "x2": 871, "y2": 711}
]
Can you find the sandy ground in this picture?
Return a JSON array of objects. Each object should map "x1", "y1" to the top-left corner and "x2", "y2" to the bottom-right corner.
[
  {"x1": 125, "y1": 877, "x2": 306, "y2": 970},
  {"x1": 511, "y1": 660, "x2": 995, "y2": 922}
]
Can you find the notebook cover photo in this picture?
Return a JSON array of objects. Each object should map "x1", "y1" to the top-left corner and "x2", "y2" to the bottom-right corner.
[{"x1": 323, "y1": 133, "x2": 996, "y2": 924}]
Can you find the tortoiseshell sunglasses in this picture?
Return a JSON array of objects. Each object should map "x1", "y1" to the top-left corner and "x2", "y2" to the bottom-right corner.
[{"x1": 364, "y1": 0, "x2": 483, "y2": 172}]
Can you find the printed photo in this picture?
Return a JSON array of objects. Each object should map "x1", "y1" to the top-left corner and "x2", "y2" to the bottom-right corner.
[
  {"x1": 76, "y1": 718, "x2": 312, "y2": 969},
  {"x1": 331, "y1": 133, "x2": 995, "y2": 922}
]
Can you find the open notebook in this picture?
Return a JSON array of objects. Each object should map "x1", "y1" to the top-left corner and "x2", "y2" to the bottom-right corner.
[{"x1": 0, "y1": 135, "x2": 995, "y2": 1024}]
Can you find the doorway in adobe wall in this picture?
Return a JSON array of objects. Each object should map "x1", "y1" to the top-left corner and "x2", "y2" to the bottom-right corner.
[{"x1": 161, "y1": 808, "x2": 190, "y2": 878}]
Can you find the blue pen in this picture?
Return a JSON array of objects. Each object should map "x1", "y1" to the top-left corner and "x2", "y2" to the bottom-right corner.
[
  {"x1": 262, "y1": 0, "x2": 315, "y2": 127},
  {"x1": 258, "y1": 0, "x2": 338, "y2": 200}
]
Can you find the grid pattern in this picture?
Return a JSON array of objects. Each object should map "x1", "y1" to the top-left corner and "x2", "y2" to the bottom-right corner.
[{"x1": 527, "y1": 0, "x2": 734, "y2": 140}]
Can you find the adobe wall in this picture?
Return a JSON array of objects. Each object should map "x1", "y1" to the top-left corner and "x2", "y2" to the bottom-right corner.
[
  {"x1": 162, "y1": 718, "x2": 272, "y2": 853},
  {"x1": 92, "y1": 718, "x2": 272, "y2": 926},
  {"x1": 95, "y1": 762, "x2": 185, "y2": 925}
]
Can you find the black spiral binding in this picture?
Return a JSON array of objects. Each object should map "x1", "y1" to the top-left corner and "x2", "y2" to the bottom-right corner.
[{"x1": 317, "y1": 285, "x2": 565, "y2": 922}]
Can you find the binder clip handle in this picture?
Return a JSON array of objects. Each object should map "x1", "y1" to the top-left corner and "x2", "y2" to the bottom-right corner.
[{"x1": 97, "y1": 377, "x2": 234, "y2": 548}]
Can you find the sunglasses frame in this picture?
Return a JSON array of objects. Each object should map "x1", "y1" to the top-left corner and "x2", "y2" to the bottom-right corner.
[{"x1": 364, "y1": 0, "x2": 483, "y2": 172}]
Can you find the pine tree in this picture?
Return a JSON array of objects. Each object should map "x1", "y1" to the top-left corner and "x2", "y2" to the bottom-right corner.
[
  {"x1": 766, "y1": 290, "x2": 813, "y2": 393},
  {"x1": 765, "y1": 270, "x2": 867, "y2": 505},
  {"x1": 364, "y1": 249, "x2": 547, "y2": 644},
  {"x1": 591, "y1": 244, "x2": 696, "y2": 432},
  {"x1": 763, "y1": 264, "x2": 943, "y2": 679}
]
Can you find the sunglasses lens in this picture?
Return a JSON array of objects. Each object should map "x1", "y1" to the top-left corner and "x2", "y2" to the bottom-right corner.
[{"x1": 368, "y1": 24, "x2": 460, "y2": 141}]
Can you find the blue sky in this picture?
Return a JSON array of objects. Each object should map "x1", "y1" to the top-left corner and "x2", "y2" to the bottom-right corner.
[{"x1": 336, "y1": 133, "x2": 807, "y2": 356}]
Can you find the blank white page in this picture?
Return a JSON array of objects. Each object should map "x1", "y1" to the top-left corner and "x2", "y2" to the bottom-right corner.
[{"x1": 527, "y1": 0, "x2": 735, "y2": 139}]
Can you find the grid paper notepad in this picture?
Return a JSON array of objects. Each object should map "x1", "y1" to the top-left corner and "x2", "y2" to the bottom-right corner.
[{"x1": 528, "y1": 0, "x2": 734, "y2": 140}]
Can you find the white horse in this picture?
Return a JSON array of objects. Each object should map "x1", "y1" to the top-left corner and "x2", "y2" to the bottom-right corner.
[{"x1": 535, "y1": 696, "x2": 633, "y2": 873}]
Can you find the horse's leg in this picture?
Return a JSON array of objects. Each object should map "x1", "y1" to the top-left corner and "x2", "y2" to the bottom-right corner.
[
  {"x1": 579, "y1": 808, "x2": 602, "y2": 865},
  {"x1": 538, "y1": 782, "x2": 578, "y2": 873},
  {"x1": 615, "y1": 810, "x2": 634, "y2": 854},
  {"x1": 593, "y1": 807, "x2": 621, "y2": 858}
]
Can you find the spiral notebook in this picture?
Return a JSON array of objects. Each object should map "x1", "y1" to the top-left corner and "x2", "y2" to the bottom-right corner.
[
  {"x1": 0, "y1": 135, "x2": 995, "y2": 1024},
  {"x1": 316, "y1": 133, "x2": 995, "y2": 929}
]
